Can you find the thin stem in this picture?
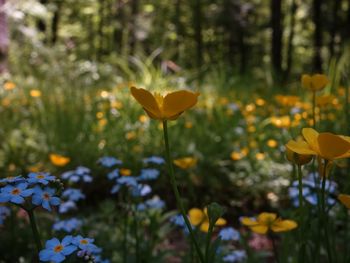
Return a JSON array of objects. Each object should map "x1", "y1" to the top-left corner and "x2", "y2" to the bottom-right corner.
[
  {"x1": 27, "y1": 209, "x2": 42, "y2": 252},
  {"x1": 297, "y1": 164, "x2": 305, "y2": 263},
  {"x1": 270, "y1": 235, "x2": 280, "y2": 263},
  {"x1": 133, "y1": 205, "x2": 140, "y2": 262},
  {"x1": 205, "y1": 223, "x2": 215, "y2": 263},
  {"x1": 162, "y1": 120, "x2": 205, "y2": 263},
  {"x1": 312, "y1": 91, "x2": 316, "y2": 129},
  {"x1": 321, "y1": 160, "x2": 333, "y2": 263}
]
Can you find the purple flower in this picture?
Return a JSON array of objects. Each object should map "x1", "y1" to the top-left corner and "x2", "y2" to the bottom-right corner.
[
  {"x1": 28, "y1": 172, "x2": 56, "y2": 185},
  {"x1": 39, "y1": 236, "x2": 77, "y2": 263},
  {"x1": 62, "y1": 166, "x2": 92, "y2": 183},
  {"x1": 218, "y1": 227, "x2": 240, "y2": 241},
  {"x1": 32, "y1": 186, "x2": 60, "y2": 211},
  {"x1": 143, "y1": 156, "x2": 165, "y2": 165},
  {"x1": 0, "y1": 183, "x2": 33, "y2": 204},
  {"x1": 0, "y1": 176, "x2": 25, "y2": 184},
  {"x1": 98, "y1": 156, "x2": 122, "y2": 168},
  {"x1": 62, "y1": 188, "x2": 85, "y2": 202},
  {"x1": 53, "y1": 218, "x2": 82, "y2": 233}
]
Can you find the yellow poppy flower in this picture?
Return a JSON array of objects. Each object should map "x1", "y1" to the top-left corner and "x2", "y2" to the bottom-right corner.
[
  {"x1": 173, "y1": 157, "x2": 197, "y2": 169},
  {"x1": 30, "y1": 89, "x2": 42, "y2": 98},
  {"x1": 4, "y1": 81, "x2": 16, "y2": 90},
  {"x1": 130, "y1": 87, "x2": 199, "y2": 121},
  {"x1": 338, "y1": 194, "x2": 350, "y2": 209},
  {"x1": 189, "y1": 207, "x2": 226, "y2": 232},
  {"x1": 49, "y1": 154, "x2": 70, "y2": 167},
  {"x1": 241, "y1": 212, "x2": 297, "y2": 234},
  {"x1": 301, "y1": 74, "x2": 329, "y2": 92},
  {"x1": 286, "y1": 128, "x2": 350, "y2": 161}
]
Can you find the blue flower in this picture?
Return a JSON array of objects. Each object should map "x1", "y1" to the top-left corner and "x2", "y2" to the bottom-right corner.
[
  {"x1": 143, "y1": 156, "x2": 165, "y2": 165},
  {"x1": 131, "y1": 184, "x2": 152, "y2": 197},
  {"x1": 107, "y1": 169, "x2": 119, "y2": 180},
  {"x1": 0, "y1": 206, "x2": 10, "y2": 225},
  {"x1": 170, "y1": 214, "x2": 186, "y2": 227},
  {"x1": 32, "y1": 186, "x2": 60, "y2": 211},
  {"x1": 39, "y1": 236, "x2": 77, "y2": 263},
  {"x1": 98, "y1": 156, "x2": 122, "y2": 168},
  {"x1": 62, "y1": 188, "x2": 85, "y2": 202},
  {"x1": 111, "y1": 177, "x2": 138, "y2": 194},
  {"x1": 72, "y1": 235, "x2": 98, "y2": 252},
  {"x1": 218, "y1": 227, "x2": 240, "y2": 241},
  {"x1": 28, "y1": 172, "x2": 56, "y2": 185},
  {"x1": 222, "y1": 250, "x2": 246, "y2": 262},
  {"x1": 0, "y1": 183, "x2": 33, "y2": 204},
  {"x1": 62, "y1": 166, "x2": 92, "y2": 183},
  {"x1": 137, "y1": 169, "x2": 160, "y2": 181},
  {"x1": 144, "y1": 196, "x2": 165, "y2": 210},
  {"x1": 53, "y1": 218, "x2": 82, "y2": 233},
  {"x1": 59, "y1": 201, "x2": 77, "y2": 214},
  {"x1": 0, "y1": 176, "x2": 25, "y2": 184},
  {"x1": 94, "y1": 255, "x2": 110, "y2": 263}
]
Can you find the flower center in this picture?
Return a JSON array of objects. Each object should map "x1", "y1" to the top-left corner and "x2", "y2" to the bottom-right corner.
[
  {"x1": 36, "y1": 175, "x2": 45, "y2": 179},
  {"x1": 42, "y1": 193, "x2": 50, "y2": 200},
  {"x1": 54, "y1": 244, "x2": 63, "y2": 253},
  {"x1": 11, "y1": 188, "x2": 21, "y2": 195},
  {"x1": 80, "y1": 239, "x2": 88, "y2": 245}
]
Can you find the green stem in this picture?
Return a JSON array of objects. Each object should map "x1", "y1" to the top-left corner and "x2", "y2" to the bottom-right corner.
[
  {"x1": 321, "y1": 161, "x2": 333, "y2": 263},
  {"x1": 297, "y1": 164, "x2": 305, "y2": 263},
  {"x1": 162, "y1": 120, "x2": 205, "y2": 263},
  {"x1": 133, "y1": 205, "x2": 140, "y2": 262},
  {"x1": 312, "y1": 91, "x2": 316, "y2": 129},
  {"x1": 27, "y1": 209, "x2": 42, "y2": 252},
  {"x1": 205, "y1": 223, "x2": 215, "y2": 263},
  {"x1": 270, "y1": 235, "x2": 280, "y2": 263}
]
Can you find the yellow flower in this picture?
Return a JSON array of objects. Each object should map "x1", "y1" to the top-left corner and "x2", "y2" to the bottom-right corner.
[
  {"x1": 4, "y1": 81, "x2": 16, "y2": 90},
  {"x1": 270, "y1": 116, "x2": 291, "y2": 128},
  {"x1": 285, "y1": 147, "x2": 313, "y2": 165},
  {"x1": 189, "y1": 208, "x2": 226, "y2": 232},
  {"x1": 241, "y1": 212, "x2": 297, "y2": 234},
  {"x1": 49, "y1": 154, "x2": 70, "y2": 167},
  {"x1": 130, "y1": 87, "x2": 199, "y2": 121},
  {"x1": 338, "y1": 194, "x2": 350, "y2": 209},
  {"x1": 286, "y1": 128, "x2": 350, "y2": 161},
  {"x1": 173, "y1": 157, "x2": 197, "y2": 169},
  {"x1": 120, "y1": 168, "x2": 131, "y2": 176},
  {"x1": 267, "y1": 139, "x2": 278, "y2": 148},
  {"x1": 30, "y1": 89, "x2": 42, "y2": 97},
  {"x1": 301, "y1": 74, "x2": 329, "y2": 92},
  {"x1": 316, "y1": 95, "x2": 337, "y2": 108}
]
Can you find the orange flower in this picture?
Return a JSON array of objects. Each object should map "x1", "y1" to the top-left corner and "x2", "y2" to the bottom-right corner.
[
  {"x1": 49, "y1": 154, "x2": 70, "y2": 167},
  {"x1": 130, "y1": 87, "x2": 199, "y2": 120}
]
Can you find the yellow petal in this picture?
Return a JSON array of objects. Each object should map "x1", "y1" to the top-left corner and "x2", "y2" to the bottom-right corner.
[
  {"x1": 200, "y1": 221, "x2": 209, "y2": 232},
  {"x1": 163, "y1": 90, "x2": 199, "y2": 119},
  {"x1": 301, "y1": 74, "x2": 312, "y2": 89},
  {"x1": 240, "y1": 217, "x2": 258, "y2": 226},
  {"x1": 338, "y1": 194, "x2": 350, "y2": 209},
  {"x1": 312, "y1": 74, "x2": 329, "y2": 91},
  {"x1": 317, "y1": 133, "x2": 350, "y2": 160},
  {"x1": 286, "y1": 140, "x2": 316, "y2": 155},
  {"x1": 188, "y1": 208, "x2": 204, "y2": 226},
  {"x1": 215, "y1": 218, "x2": 227, "y2": 226},
  {"x1": 250, "y1": 225, "x2": 269, "y2": 234},
  {"x1": 271, "y1": 219, "x2": 298, "y2": 232},
  {"x1": 130, "y1": 87, "x2": 161, "y2": 119},
  {"x1": 302, "y1": 128, "x2": 320, "y2": 153},
  {"x1": 49, "y1": 154, "x2": 70, "y2": 167},
  {"x1": 257, "y1": 212, "x2": 277, "y2": 225}
]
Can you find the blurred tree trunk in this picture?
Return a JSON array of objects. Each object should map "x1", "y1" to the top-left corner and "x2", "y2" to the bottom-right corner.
[
  {"x1": 347, "y1": 0, "x2": 350, "y2": 40},
  {"x1": 328, "y1": 0, "x2": 340, "y2": 58},
  {"x1": 193, "y1": 0, "x2": 203, "y2": 73},
  {"x1": 113, "y1": 0, "x2": 125, "y2": 54},
  {"x1": 174, "y1": 0, "x2": 182, "y2": 61},
  {"x1": 313, "y1": 0, "x2": 323, "y2": 72},
  {"x1": 271, "y1": 0, "x2": 283, "y2": 78},
  {"x1": 97, "y1": 0, "x2": 105, "y2": 60},
  {"x1": 37, "y1": 0, "x2": 48, "y2": 42},
  {"x1": 51, "y1": 1, "x2": 63, "y2": 44},
  {"x1": 284, "y1": 0, "x2": 297, "y2": 82},
  {"x1": 129, "y1": 0, "x2": 139, "y2": 56},
  {"x1": 0, "y1": 0, "x2": 8, "y2": 74}
]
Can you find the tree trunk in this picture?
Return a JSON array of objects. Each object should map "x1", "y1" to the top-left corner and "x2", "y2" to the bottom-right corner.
[
  {"x1": 97, "y1": 0, "x2": 105, "y2": 60},
  {"x1": 51, "y1": 1, "x2": 63, "y2": 44},
  {"x1": 284, "y1": 0, "x2": 297, "y2": 82},
  {"x1": 174, "y1": 0, "x2": 182, "y2": 61},
  {"x1": 313, "y1": 0, "x2": 323, "y2": 72},
  {"x1": 129, "y1": 0, "x2": 139, "y2": 56},
  {"x1": 329, "y1": 0, "x2": 340, "y2": 58},
  {"x1": 193, "y1": 0, "x2": 203, "y2": 72},
  {"x1": 271, "y1": 0, "x2": 283, "y2": 77},
  {"x1": 0, "y1": 0, "x2": 8, "y2": 74}
]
